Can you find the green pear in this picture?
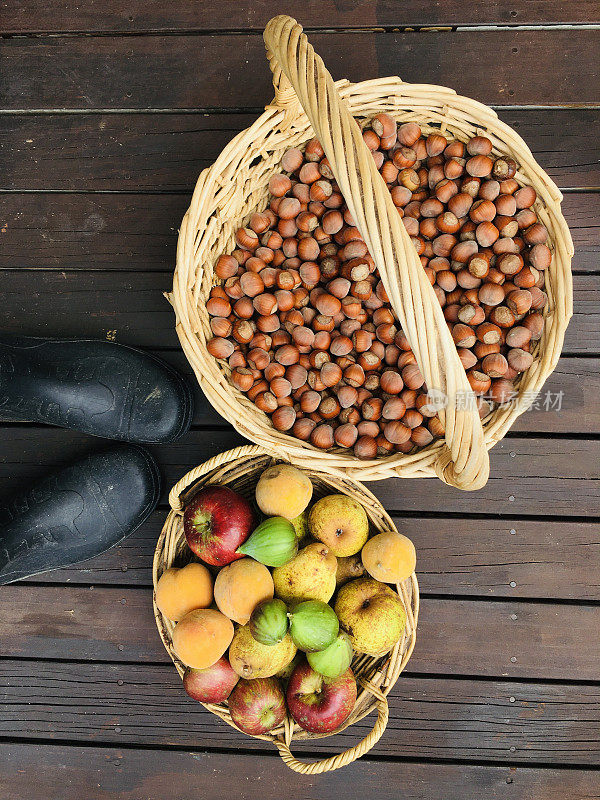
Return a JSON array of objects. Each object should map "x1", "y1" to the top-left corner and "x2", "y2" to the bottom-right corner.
[
  {"x1": 334, "y1": 577, "x2": 406, "y2": 657},
  {"x1": 273, "y1": 542, "x2": 337, "y2": 604},
  {"x1": 290, "y1": 510, "x2": 310, "y2": 545},
  {"x1": 308, "y1": 494, "x2": 369, "y2": 557},
  {"x1": 229, "y1": 624, "x2": 297, "y2": 679}
]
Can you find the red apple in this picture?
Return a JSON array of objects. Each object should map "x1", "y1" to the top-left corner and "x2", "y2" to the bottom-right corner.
[
  {"x1": 184, "y1": 485, "x2": 254, "y2": 566},
  {"x1": 286, "y1": 660, "x2": 357, "y2": 734},
  {"x1": 183, "y1": 657, "x2": 239, "y2": 704},
  {"x1": 228, "y1": 677, "x2": 287, "y2": 735}
]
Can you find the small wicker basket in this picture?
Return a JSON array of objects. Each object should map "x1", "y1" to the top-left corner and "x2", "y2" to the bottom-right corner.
[
  {"x1": 170, "y1": 15, "x2": 573, "y2": 492},
  {"x1": 154, "y1": 445, "x2": 419, "y2": 773}
]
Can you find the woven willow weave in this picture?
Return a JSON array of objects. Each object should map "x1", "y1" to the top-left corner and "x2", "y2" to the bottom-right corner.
[
  {"x1": 170, "y1": 15, "x2": 573, "y2": 490},
  {"x1": 154, "y1": 445, "x2": 419, "y2": 773}
]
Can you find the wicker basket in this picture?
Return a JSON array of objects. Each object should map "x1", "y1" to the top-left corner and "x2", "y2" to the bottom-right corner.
[
  {"x1": 154, "y1": 445, "x2": 419, "y2": 773},
  {"x1": 170, "y1": 15, "x2": 573, "y2": 491}
]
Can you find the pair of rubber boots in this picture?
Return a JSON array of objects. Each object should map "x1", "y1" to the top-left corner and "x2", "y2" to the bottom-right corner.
[{"x1": 0, "y1": 333, "x2": 195, "y2": 584}]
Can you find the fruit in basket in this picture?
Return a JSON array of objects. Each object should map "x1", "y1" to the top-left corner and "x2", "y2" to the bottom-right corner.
[
  {"x1": 335, "y1": 554, "x2": 365, "y2": 587},
  {"x1": 286, "y1": 661, "x2": 357, "y2": 734},
  {"x1": 172, "y1": 608, "x2": 234, "y2": 669},
  {"x1": 290, "y1": 510, "x2": 310, "y2": 545},
  {"x1": 335, "y1": 577, "x2": 406, "y2": 657},
  {"x1": 250, "y1": 599, "x2": 289, "y2": 645},
  {"x1": 236, "y1": 517, "x2": 298, "y2": 567},
  {"x1": 276, "y1": 652, "x2": 303, "y2": 684},
  {"x1": 308, "y1": 494, "x2": 369, "y2": 557},
  {"x1": 362, "y1": 531, "x2": 416, "y2": 584},
  {"x1": 229, "y1": 623, "x2": 297, "y2": 679},
  {"x1": 182, "y1": 657, "x2": 239, "y2": 704},
  {"x1": 213, "y1": 558, "x2": 274, "y2": 624},
  {"x1": 155, "y1": 563, "x2": 213, "y2": 621},
  {"x1": 288, "y1": 600, "x2": 339, "y2": 652},
  {"x1": 307, "y1": 631, "x2": 353, "y2": 678},
  {"x1": 272, "y1": 542, "x2": 337, "y2": 604},
  {"x1": 184, "y1": 485, "x2": 254, "y2": 566},
  {"x1": 255, "y1": 464, "x2": 313, "y2": 519},
  {"x1": 228, "y1": 676, "x2": 287, "y2": 735}
]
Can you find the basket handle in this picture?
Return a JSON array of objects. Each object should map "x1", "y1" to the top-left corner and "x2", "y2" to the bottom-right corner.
[
  {"x1": 168, "y1": 444, "x2": 267, "y2": 511},
  {"x1": 275, "y1": 680, "x2": 388, "y2": 774},
  {"x1": 263, "y1": 16, "x2": 489, "y2": 491}
]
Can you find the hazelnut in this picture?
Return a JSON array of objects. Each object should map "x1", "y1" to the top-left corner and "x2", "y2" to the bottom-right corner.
[
  {"x1": 467, "y1": 369, "x2": 491, "y2": 394},
  {"x1": 321, "y1": 362, "x2": 343, "y2": 388},
  {"x1": 506, "y1": 289, "x2": 533, "y2": 315},
  {"x1": 311, "y1": 424, "x2": 335, "y2": 450},
  {"x1": 508, "y1": 347, "x2": 534, "y2": 373},
  {"x1": 215, "y1": 254, "x2": 239, "y2": 279},
  {"x1": 382, "y1": 397, "x2": 406, "y2": 420},
  {"x1": 354, "y1": 435, "x2": 378, "y2": 460},
  {"x1": 383, "y1": 421, "x2": 411, "y2": 445},
  {"x1": 334, "y1": 423, "x2": 359, "y2": 448},
  {"x1": 271, "y1": 405, "x2": 296, "y2": 431},
  {"x1": 230, "y1": 368, "x2": 254, "y2": 392},
  {"x1": 411, "y1": 426, "x2": 434, "y2": 447},
  {"x1": 505, "y1": 326, "x2": 532, "y2": 349},
  {"x1": 490, "y1": 379, "x2": 516, "y2": 405},
  {"x1": 402, "y1": 363, "x2": 425, "y2": 390},
  {"x1": 275, "y1": 344, "x2": 300, "y2": 366},
  {"x1": 319, "y1": 396, "x2": 341, "y2": 420},
  {"x1": 210, "y1": 317, "x2": 232, "y2": 339},
  {"x1": 255, "y1": 391, "x2": 278, "y2": 413},
  {"x1": 481, "y1": 353, "x2": 509, "y2": 378},
  {"x1": 466, "y1": 155, "x2": 493, "y2": 177},
  {"x1": 467, "y1": 136, "x2": 493, "y2": 156}
]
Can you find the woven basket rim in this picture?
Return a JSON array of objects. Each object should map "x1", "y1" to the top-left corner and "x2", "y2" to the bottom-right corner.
[
  {"x1": 153, "y1": 444, "x2": 419, "y2": 773},
  {"x1": 170, "y1": 15, "x2": 573, "y2": 491}
]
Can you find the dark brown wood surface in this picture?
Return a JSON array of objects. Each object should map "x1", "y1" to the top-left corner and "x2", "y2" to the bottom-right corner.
[
  {"x1": 2, "y1": 30, "x2": 599, "y2": 110},
  {"x1": 0, "y1": 427, "x2": 598, "y2": 517},
  {"x1": 30, "y1": 510, "x2": 600, "y2": 601},
  {"x1": 0, "y1": 4, "x2": 599, "y2": 795},
  {"x1": 1, "y1": 109, "x2": 598, "y2": 191},
  {"x1": 3, "y1": 1, "x2": 599, "y2": 33},
  {"x1": 2, "y1": 659, "x2": 599, "y2": 764},
  {"x1": 1, "y1": 585, "x2": 600, "y2": 681},
  {"x1": 1, "y1": 742, "x2": 598, "y2": 800}
]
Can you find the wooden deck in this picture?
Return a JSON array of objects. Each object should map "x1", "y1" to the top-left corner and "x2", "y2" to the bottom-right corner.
[{"x1": 0, "y1": 3, "x2": 599, "y2": 797}]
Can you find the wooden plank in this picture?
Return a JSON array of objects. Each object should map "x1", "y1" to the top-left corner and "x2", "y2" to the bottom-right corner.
[
  {"x1": 1, "y1": 585, "x2": 598, "y2": 679},
  {"x1": 2, "y1": 660, "x2": 599, "y2": 764},
  {"x1": 0, "y1": 268, "x2": 596, "y2": 354},
  {"x1": 1, "y1": 193, "x2": 596, "y2": 273},
  {"x1": 1, "y1": 30, "x2": 598, "y2": 110},
  {"x1": 3, "y1": 1, "x2": 598, "y2": 34},
  {"x1": 0, "y1": 426, "x2": 598, "y2": 518},
  {"x1": 0, "y1": 743, "x2": 597, "y2": 800},
  {"x1": 1, "y1": 109, "x2": 598, "y2": 191},
  {"x1": 32, "y1": 510, "x2": 600, "y2": 602}
]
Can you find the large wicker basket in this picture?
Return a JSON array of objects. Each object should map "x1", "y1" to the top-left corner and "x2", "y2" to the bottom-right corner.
[
  {"x1": 154, "y1": 445, "x2": 419, "y2": 773},
  {"x1": 170, "y1": 15, "x2": 573, "y2": 491}
]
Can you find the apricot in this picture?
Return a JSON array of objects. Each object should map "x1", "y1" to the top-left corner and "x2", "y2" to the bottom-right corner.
[
  {"x1": 361, "y1": 531, "x2": 416, "y2": 584},
  {"x1": 255, "y1": 463, "x2": 313, "y2": 519},
  {"x1": 214, "y1": 558, "x2": 274, "y2": 624},
  {"x1": 172, "y1": 608, "x2": 234, "y2": 669},
  {"x1": 155, "y1": 563, "x2": 213, "y2": 621}
]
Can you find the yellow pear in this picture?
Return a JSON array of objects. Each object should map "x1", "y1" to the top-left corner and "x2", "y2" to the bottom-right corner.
[{"x1": 273, "y1": 542, "x2": 337, "y2": 604}]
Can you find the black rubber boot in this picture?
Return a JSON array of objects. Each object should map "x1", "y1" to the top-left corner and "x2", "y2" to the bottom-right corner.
[
  {"x1": 0, "y1": 332, "x2": 193, "y2": 443},
  {"x1": 0, "y1": 445, "x2": 161, "y2": 584}
]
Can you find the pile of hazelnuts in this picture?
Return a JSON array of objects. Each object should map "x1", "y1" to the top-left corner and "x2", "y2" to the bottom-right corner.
[{"x1": 206, "y1": 114, "x2": 550, "y2": 460}]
